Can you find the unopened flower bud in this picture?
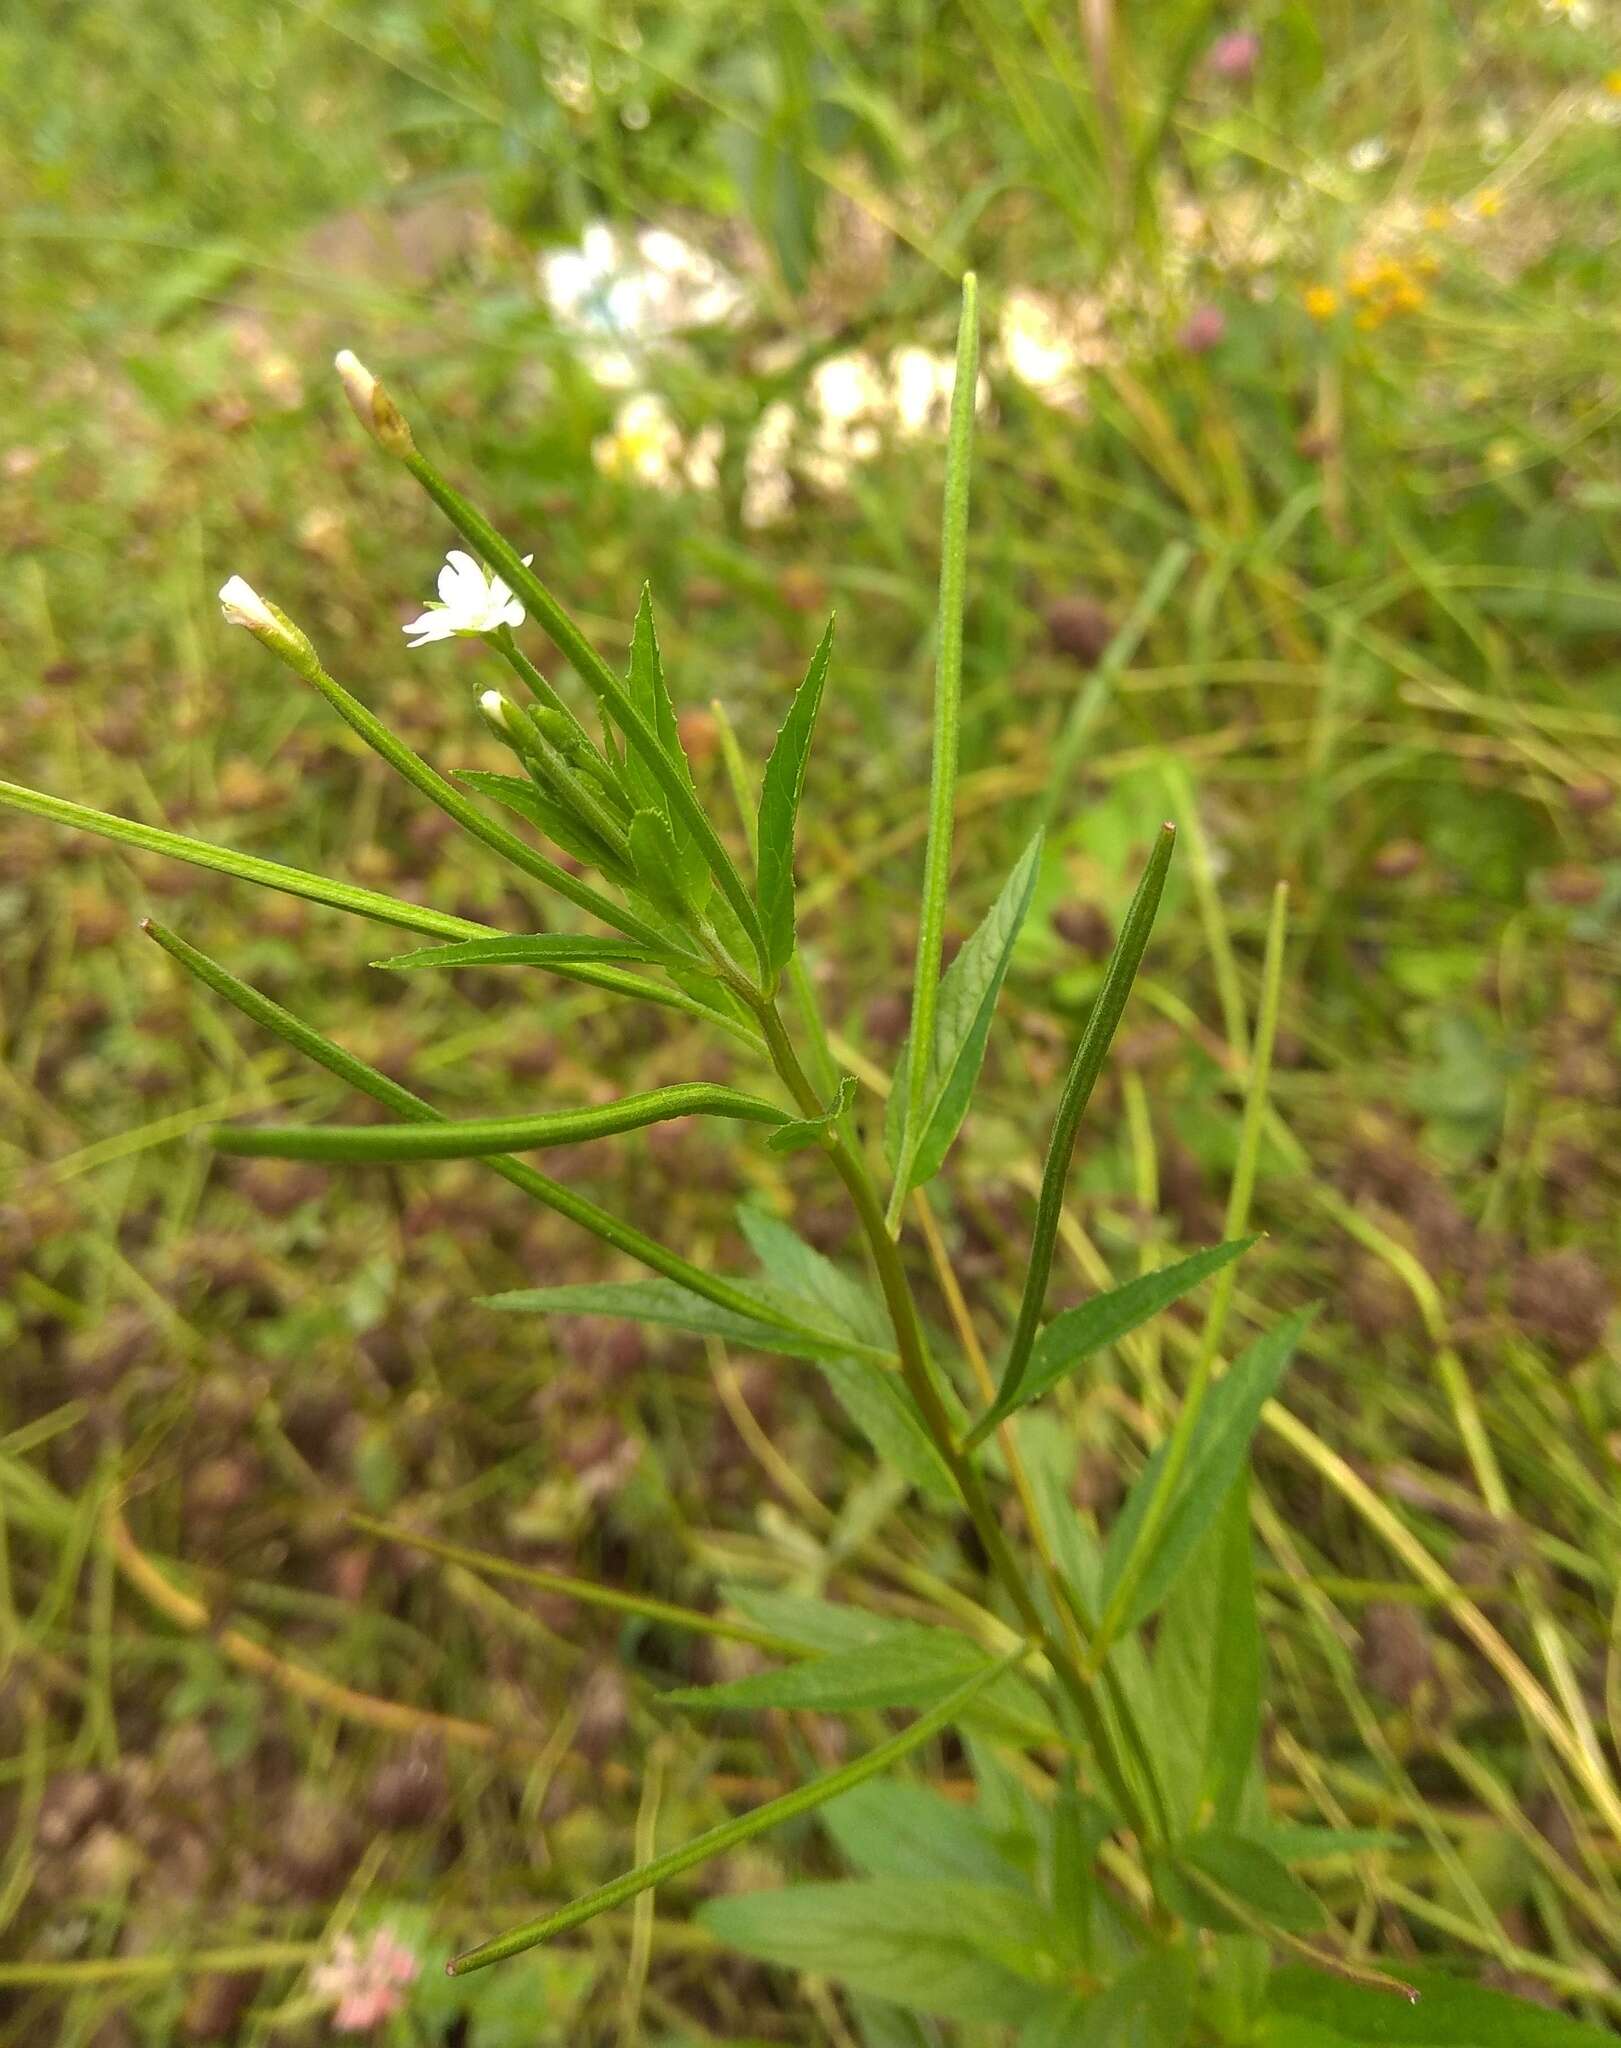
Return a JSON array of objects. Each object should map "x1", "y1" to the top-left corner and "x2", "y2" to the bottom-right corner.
[
  {"x1": 218, "y1": 576, "x2": 318, "y2": 674},
  {"x1": 334, "y1": 349, "x2": 415, "y2": 458},
  {"x1": 478, "y1": 689, "x2": 516, "y2": 740}
]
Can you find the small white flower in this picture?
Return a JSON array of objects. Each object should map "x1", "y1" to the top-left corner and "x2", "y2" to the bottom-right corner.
[
  {"x1": 403, "y1": 550, "x2": 533, "y2": 648},
  {"x1": 1347, "y1": 135, "x2": 1389, "y2": 172},
  {"x1": 219, "y1": 575, "x2": 279, "y2": 637}
]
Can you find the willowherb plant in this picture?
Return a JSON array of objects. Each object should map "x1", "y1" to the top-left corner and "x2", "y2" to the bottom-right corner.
[{"x1": 5, "y1": 282, "x2": 1587, "y2": 2042}]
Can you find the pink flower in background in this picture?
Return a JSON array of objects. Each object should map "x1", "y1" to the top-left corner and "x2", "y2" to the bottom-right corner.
[
  {"x1": 1206, "y1": 30, "x2": 1260, "y2": 81},
  {"x1": 1177, "y1": 304, "x2": 1228, "y2": 354},
  {"x1": 313, "y1": 1928, "x2": 420, "y2": 2032}
]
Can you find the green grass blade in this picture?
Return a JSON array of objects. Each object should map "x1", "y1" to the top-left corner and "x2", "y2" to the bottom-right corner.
[
  {"x1": 211, "y1": 1082, "x2": 788, "y2": 1161},
  {"x1": 140, "y1": 920, "x2": 802, "y2": 1330},
  {"x1": 985, "y1": 822, "x2": 1176, "y2": 1422},
  {"x1": 401, "y1": 449, "x2": 770, "y2": 977},
  {"x1": 289, "y1": 651, "x2": 662, "y2": 945},
  {"x1": 887, "y1": 273, "x2": 979, "y2": 1230},
  {"x1": 348, "y1": 1516, "x2": 803, "y2": 1655},
  {"x1": 1, "y1": 780, "x2": 494, "y2": 943},
  {"x1": 756, "y1": 617, "x2": 835, "y2": 979},
  {"x1": 446, "y1": 1647, "x2": 1025, "y2": 1975}
]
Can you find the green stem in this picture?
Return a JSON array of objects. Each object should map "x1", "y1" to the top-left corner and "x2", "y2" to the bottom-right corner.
[{"x1": 751, "y1": 998, "x2": 1158, "y2": 1850}]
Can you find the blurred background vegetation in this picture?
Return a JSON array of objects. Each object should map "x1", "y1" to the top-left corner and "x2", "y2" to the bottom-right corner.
[{"x1": 2, "y1": 0, "x2": 1619, "y2": 2041}]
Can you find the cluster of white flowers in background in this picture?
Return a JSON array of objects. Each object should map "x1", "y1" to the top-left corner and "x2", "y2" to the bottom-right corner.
[
  {"x1": 538, "y1": 218, "x2": 1159, "y2": 520},
  {"x1": 538, "y1": 222, "x2": 744, "y2": 388}
]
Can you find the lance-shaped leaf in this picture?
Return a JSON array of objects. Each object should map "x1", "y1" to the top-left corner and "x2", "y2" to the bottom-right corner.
[
  {"x1": 479, "y1": 1276, "x2": 892, "y2": 1366},
  {"x1": 1, "y1": 780, "x2": 495, "y2": 943},
  {"x1": 446, "y1": 1649, "x2": 1024, "y2": 1973},
  {"x1": 1161, "y1": 1830, "x2": 1325, "y2": 1934},
  {"x1": 767, "y1": 1073, "x2": 856, "y2": 1153},
  {"x1": 1100, "y1": 1306, "x2": 1316, "y2": 1635},
  {"x1": 963, "y1": 1237, "x2": 1256, "y2": 1448},
  {"x1": 816, "y1": 1355, "x2": 956, "y2": 1504},
  {"x1": 700, "y1": 1882, "x2": 1061, "y2": 2029},
  {"x1": 756, "y1": 618, "x2": 835, "y2": 978},
  {"x1": 628, "y1": 806, "x2": 709, "y2": 921},
  {"x1": 665, "y1": 1627, "x2": 1052, "y2": 1745},
  {"x1": 737, "y1": 1202, "x2": 890, "y2": 1349},
  {"x1": 886, "y1": 832, "x2": 1042, "y2": 1203},
  {"x1": 664, "y1": 1627, "x2": 991, "y2": 1713},
  {"x1": 456, "y1": 768, "x2": 633, "y2": 881},
  {"x1": 984, "y1": 823, "x2": 1175, "y2": 1422},
  {"x1": 373, "y1": 934, "x2": 678, "y2": 972},
  {"x1": 211, "y1": 1082, "x2": 788, "y2": 1162}
]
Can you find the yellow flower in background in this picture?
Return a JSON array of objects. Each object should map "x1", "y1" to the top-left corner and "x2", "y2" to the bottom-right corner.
[
  {"x1": 1603, "y1": 70, "x2": 1621, "y2": 96},
  {"x1": 1303, "y1": 284, "x2": 1340, "y2": 322},
  {"x1": 1471, "y1": 187, "x2": 1505, "y2": 219}
]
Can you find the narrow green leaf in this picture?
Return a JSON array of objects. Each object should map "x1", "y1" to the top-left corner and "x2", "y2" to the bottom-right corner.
[
  {"x1": 1101, "y1": 1307, "x2": 1316, "y2": 1634},
  {"x1": 622, "y1": 587, "x2": 682, "y2": 826},
  {"x1": 401, "y1": 453, "x2": 771, "y2": 976},
  {"x1": 212, "y1": 1083, "x2": 787, "y2": 1162},
  {"x1": 141, "y1": 922, "x2": 799, "y2": 1331},
  {"x1": 700, "y1": 1882, "x2": 1058, "y2": 2027},
  {"x1": 628, "y1": 805, "x2": 709, "y2": 920},
  {"x1": 890, "y1": 274, "x2": 979, "y2": 1230},
  {"x1": 1, "y1": 779, "x2": 495, "y2": 943},
  {"x1": 985, "y1": 822, "x2": 1176, "y2": 1419},
  {"x1": 824, "y1": 1782, "x2": 1025, "y2": 1891},
  {"x1": 767, "y1": 1073, "x2": 856, "y2": 1153},
  {"x1": 479, "y1": 1276, "x2": 886, "y2": 1366},
  {"x1": 1267, "y1": 1961, "x2": 1617, "y2": 2043},
  {"x1": 1255, "y1": 1825, "x2": 1404, "y2": 1865},
  {"x1": 717, "y1": 1587, "x2": 899, "y2": 1655},
  {"x1": 965, "y1": 1235, "x2": 1254, "y2": 1446},
  {"x1": 665, "y1": 1627, "x2": 989, "y2": 1713},
  {"x1": 756, "y1": 618, "x2": 835, "y2": 977},
  {"x1": 373, "y1": 934, "x2": 675, "y2": 971},
  {"x1": 456, "y1": 768, "x2": 631, "y2": 880},
  {"x1": 1175, "y1": 1831, "x2": 1325, "y2": 1933},
  {"x1": 447, "y1": 1650, "x2": 1024, "y2": 1974},
  {"x1": 1152, "y1": 1479, "x2": 1263, "y2": 1835},
  {"x1": 886, "y1": 832, "x2": 1042, "y2": 1200},
  {"x1": 737, "y1": 1204, "x2": 892, "y2": 1349},
  {"x1": 815, "y1": 1356, "x2": 957, "y2": 1505}
]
